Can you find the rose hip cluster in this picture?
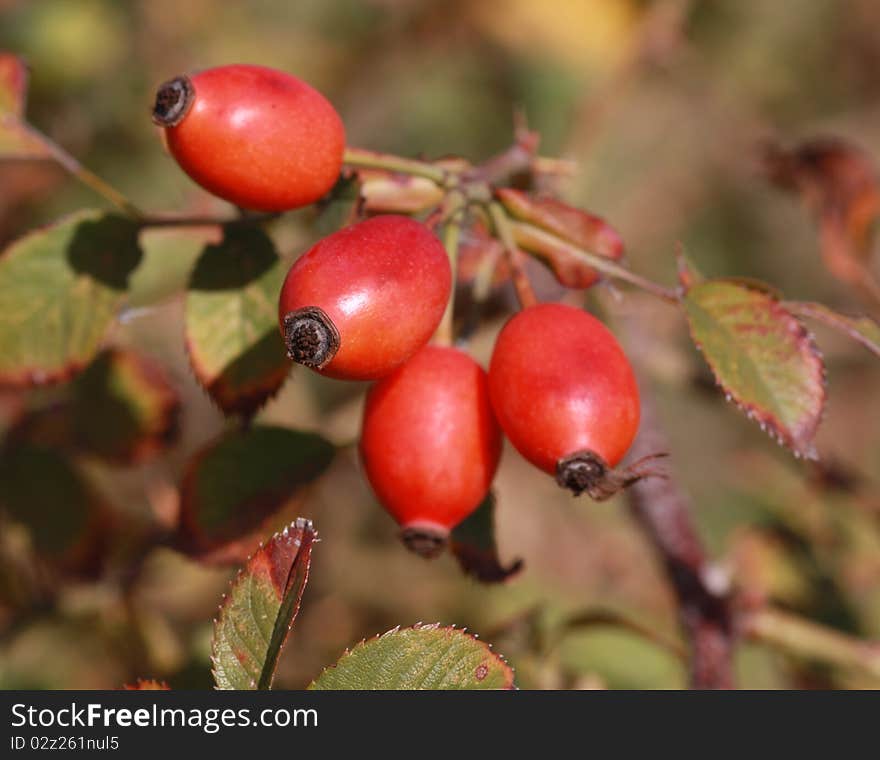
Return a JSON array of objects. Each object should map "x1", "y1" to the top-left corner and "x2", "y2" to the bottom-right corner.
[{"x1": 153, "y1": 64, "x2": 644, "y2": 557}]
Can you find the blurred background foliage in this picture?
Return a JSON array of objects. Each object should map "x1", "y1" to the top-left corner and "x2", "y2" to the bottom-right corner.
[{"x1": 1, "y1": 0, "x2": 879, "y2": 689}]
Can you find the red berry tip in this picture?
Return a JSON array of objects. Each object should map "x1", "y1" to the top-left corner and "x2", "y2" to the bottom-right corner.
[{"x1": 399, "y1": 522, "x2": 450, "y2": 559}]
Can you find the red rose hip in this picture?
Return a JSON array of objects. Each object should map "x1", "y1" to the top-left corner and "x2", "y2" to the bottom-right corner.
[
  {"x1": 488, "y1": 303, "x2": 641, "y2": 497},
  {"x1": 152, "y1": 64, "x2": 345, "y2": 212},
  {"x1": 360, "y1": 345, "x2": 502, "y2": 556},
  {"x1": 278, "y1": 215, "x2": 452, "y2": 380}
]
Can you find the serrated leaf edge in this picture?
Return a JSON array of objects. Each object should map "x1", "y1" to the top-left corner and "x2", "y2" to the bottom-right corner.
[
  {"x1": 210, "y1": 517, "x2": 316, "y2": 689},
  {"x1": 307, "y1": 622, "x2": 516, "y2": 690},
  {"x1": 685, "y1": 283, "x2": 827, "y2": 460}
]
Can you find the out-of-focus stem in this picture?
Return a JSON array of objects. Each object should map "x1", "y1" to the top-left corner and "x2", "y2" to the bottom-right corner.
[
  {"x1": 488, "y1": 202, "x2": 537, "y2": 309},
  {"x1": 743, "y1": 607, "x2": 880, "y2": 680},
  {"x1": 512, "y1": 220, "x2": 679, "y2": 304},
  {"x1": 436, "y1": 205, "x2": 463, "y2": 346},
  {"x1": 343, "y1": 146, "x2": 448, "y2": 185},
  {"x1": 28, "y1": 124, "x2": 144, "y2": 218}
]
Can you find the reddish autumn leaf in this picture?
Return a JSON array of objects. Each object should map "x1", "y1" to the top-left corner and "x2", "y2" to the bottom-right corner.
[
  {"x1": 455, "y1": 221, "x2": 509, "y2": 287},
  {"x1": 0, "y1": 53, "x2": 29, "y2": 117},
  {"x1": 0, "y1": 52, "x2": 49, "y2": 159},
  {"x1": 682, "y1": 279, "x2": 826, "y2": 459},
  {"x1": 212, "y1": 518, "x2": 316, "y2": 689},
  {"x1": 450, "y1": 493, "x2": 523, "y2": 584},
  {"x1": 7, "y1": 348, "x2": 180, "y2": 466},
  {"x1": 497, "y1": 187, "x2": 623, "y2": 288},
  {"x1": 123, "y1": 679, "x2": 170, "y2": 690},
  {"x1": 762, "y1": 138, "x2": 880, "y2": 306}
]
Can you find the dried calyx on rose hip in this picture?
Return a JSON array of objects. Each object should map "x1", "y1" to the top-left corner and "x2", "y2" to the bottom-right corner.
[
  {"x1": 152, "y1": 64, "x2": 345, "y2": 212},
  {"x1": 359, "y1": 345, "x2": 502, "y2": 558},
  {"x1": 278, "y1": 215, "x2": 452, "y2": 381},
  {"x1": 488, "y1": 302, "x2": 663, "y2": 500}
]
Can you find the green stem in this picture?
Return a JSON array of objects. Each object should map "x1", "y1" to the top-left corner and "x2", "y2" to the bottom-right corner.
[
  {"x1": 488, "y1": 202, "x2": 537, "y2": 309},
  {"x1": 137, "y1": 212, "x2": 279, "y2": 229},
  {"x1": 27, "y1": 124, "x2": 144, "y2": 219},
  {"x1": 343, "y1": 146, "x2": 449, "y2": 185},
  {"x1": 437, "y1": 206, "x2": 463, "y2": 345},
  {"x1": 510, "y1": 220, "x2": 680, "y2": 304},
  {"x1": 744, "y1": 607, "x2": 880, "y2": 680}
]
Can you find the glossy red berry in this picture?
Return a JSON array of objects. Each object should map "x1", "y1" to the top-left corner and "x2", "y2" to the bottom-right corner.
[
  {"x1": 488, "y1": 302, "x2": 640, "y2": 495},
  {"x1": 152, "y1": 64, "x2": 345, "y2": 212},
  {"x1": 278, "y1": 215, "x2": 452, "y2": 381},
  {"x1": 359, "y1": 345, "x2": 502, "y2": 556}
]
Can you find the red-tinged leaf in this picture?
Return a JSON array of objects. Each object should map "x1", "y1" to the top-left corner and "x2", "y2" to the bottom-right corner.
[
  {"x1": 682, "y1": 279, "x2": 826, "y2": 459},
  {"x1": 456, "y1": 221, "x2": 509, "y2": 287},
  {"x1": 507, "y1": 218, "x2": 619, "y2": 290},
  {"x1": 763, "y1": 137, "x2": 880, "y2": 260},
  {"x1": 0, "y1": 54, "x2": 50, "y2": 160},
  {"x1": 178, "y1": 426, "x2": 334, "y2": 565},
  {"x1": 8, "y1": 348, "x2": 180, "y2": 466},
  {"x1": 784, "y1": 301, "x2": 880, "y2": 359},
  {"x1": 309, "y1": 623, "x2": 515, "y2": 690},
  {"x1": 185, "y1": 227, "x2": 291, "y2": 417},
  {"x1": 0, "y1": 211, "x2": 142, "y2": 387},
  {"x1": 450, "y1": 493, "x2": 523, "y2": 584},
  {"x1": 0, "y1": 441, "x2": 108, "y2": 575},
  {"x1": 762, "y1": 138, "x2": 880, "y2": 304},
  {"x1": 212, "y1": 518, "x2": 316, "y2": 690},
  {"x1": 123, "y1": 679, "x2": 170, "y2": 690},
  {"x1": 0, "y1": 53, "x2": 28, "y2": 116},
  {"x1": 69, "y1": 348, "x2": 180, "y2": 465},
  {"x1": 497, "y1": 187, "x2": 624, "y2": 286}
]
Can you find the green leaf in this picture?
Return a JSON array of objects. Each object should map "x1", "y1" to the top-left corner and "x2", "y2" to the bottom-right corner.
[
  {"x1": 178, "y1": 426, "x2": 334, "y2": 564},
  {"x1": 683, "y1": 279, "x2": 825, "y2": 459},
  {"x1": 450, "y1": 492, "x2": 523, "y2": 583},
  {"x1": 0, "y1": 210, "x2": 142, "y2": 386},
  {"x1": 69, "y1": 348, "x2": 180, "y2": 465},
  {"x1": 309, "y1": 624, "x2": 515, "y2": 690},
  {"x1": 312, "y1": 173, "x2": 363, "y2": 236},
  {"x1": 185, "y1": 226, "x2": 290, "y2": 416},
  {"x1": 212, "y1": 518, "x2": 316, "y2": 690},
  {"x1": 784, "y1": 301, "x2": 880, "y2": 359},
  {"x1": 0, "y1": 442, "x2": 104, "y2": 571},
  {"x1": 128, "y1": 227, "x2": 218, "y2": 308}
]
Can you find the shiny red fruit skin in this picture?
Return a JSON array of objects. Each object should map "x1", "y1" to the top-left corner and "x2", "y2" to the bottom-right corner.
[
  {"x1": 164, "y1": 64, "x2": 345, "y2": 211},
  {"x1": 278, "y1": 215, "x2": 452, "y2": 380},
  {"x1": 488, "y1": 303, "x2": 639, "y2": 473},
  {"x1": 360, "y1": 346, "x2": 502, "y2": 533}
]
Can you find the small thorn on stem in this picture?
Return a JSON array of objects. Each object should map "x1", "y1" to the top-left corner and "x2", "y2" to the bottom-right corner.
[
  {"x1": 555, "y1": 449, "x2": 668, "y2": 500},
  {"x1": 282, "y1": 306, "x2": 340, "y2": 370},
  {"x1": 400, "y1": 523, "x2": 449, "y2": 559},
  {"x1": 152, "y1": 75, "x2": 195, "y2": 127}
]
